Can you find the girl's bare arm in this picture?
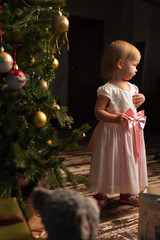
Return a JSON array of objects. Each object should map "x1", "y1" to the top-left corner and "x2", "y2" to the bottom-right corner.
[{"x1": 94, "y1": 95, "x2": 129, "y2": 124}]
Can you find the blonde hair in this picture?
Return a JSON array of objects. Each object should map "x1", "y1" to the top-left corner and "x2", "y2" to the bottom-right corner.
[{"x1": 101, "y1": 40, "x2": 141, "y2": 80}]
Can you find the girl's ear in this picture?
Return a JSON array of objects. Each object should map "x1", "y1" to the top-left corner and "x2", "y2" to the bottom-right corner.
[{"x1": 117, "y1": 59, "x2": 124, "y2": 69}]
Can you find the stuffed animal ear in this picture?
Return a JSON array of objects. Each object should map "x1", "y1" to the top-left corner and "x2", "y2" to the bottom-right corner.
[
  {"x1": 32, "y1": 187, "x2": 49, "y2": 211},
  {"x1": 81, "y1": 214, "x2": 91, "y2": 239}
]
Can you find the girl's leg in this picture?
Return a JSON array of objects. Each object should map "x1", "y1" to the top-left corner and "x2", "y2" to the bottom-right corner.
[
  {"x1": 120, "y1": 193, "x2": 139, "y2": 206},
  {"x1": 93, "y1": 193, "x2": 107, "y2": 211}
]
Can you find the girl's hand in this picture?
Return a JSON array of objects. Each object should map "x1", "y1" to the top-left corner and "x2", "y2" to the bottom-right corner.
[
  {"x1": 115, "y1": 113, "x2": 129, "y2": 125},
  {"x1": 132, "y1": 94, "x2": 145, "y2": 108}
]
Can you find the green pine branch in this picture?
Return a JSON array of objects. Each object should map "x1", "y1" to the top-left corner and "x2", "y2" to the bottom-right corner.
[{"x1": 0, "y1": 0, "x2": 92, "y2": 215}]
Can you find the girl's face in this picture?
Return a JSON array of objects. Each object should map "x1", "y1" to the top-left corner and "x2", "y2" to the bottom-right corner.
[{"x1": 120, "y1": 54, "x2": 141, "y2": 81}]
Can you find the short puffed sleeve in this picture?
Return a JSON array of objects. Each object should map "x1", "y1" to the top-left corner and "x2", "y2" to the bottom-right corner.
[
  {"x1": 132, "y1": 84, "x2": 139, "y2": 94},
  {"x1": 97, "y1": 83, "x2": 111, "y2": 99}
]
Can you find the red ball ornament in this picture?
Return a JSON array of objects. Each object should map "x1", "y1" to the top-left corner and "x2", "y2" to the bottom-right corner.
[{"x1": 6, "y1": 67, "x2": 26, "y2": 89}]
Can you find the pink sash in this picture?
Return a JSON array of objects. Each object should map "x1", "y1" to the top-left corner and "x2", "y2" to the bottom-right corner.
[
  {"x1": 125, "y1": 108, "x2": 146, "y2": 162},
  {"x1": 86, "y1": 108, "x2": 146, "y2": 162}
]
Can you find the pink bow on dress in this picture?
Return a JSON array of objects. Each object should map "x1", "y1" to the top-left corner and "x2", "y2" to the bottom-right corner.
[{"x1": 125, "y1": 108, "x2": 146, "y2": 162}]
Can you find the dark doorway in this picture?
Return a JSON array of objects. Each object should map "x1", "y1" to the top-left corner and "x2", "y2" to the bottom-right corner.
[{"x1": 68, "y1": 15, "x2": 104, "y2": 120}]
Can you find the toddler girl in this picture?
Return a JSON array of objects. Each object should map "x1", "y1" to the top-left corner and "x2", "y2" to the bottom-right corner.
[{"x1": 87, "y1": 40, "x2": 148, "y2": 210}]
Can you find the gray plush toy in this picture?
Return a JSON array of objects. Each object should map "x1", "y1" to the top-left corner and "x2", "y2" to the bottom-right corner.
[{"x1": 32, "y1": 187, "x2": 100, "y2": 240}]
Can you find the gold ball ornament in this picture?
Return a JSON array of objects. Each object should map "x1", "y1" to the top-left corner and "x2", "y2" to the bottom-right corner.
[
  {"x1": 52, "y1": 113, "x2": 57, "y2": 119},
  {"x1": 46, "y1": 140, "x2": 53, "y2": 145},
  {"x1": 0, "y1": 47, "x2": 13, "y2": 73},
  {"x1": 52, "y1": 13, "x2": 69, "y2": 34},
  {"x1": 30, "y1": 56, "x2": 35, "y2": 65},
  {"x1": 52, "y1": 11, "x2": 69, "y2": 54},
  {"x1": 68, "y1": 124, "x2": 72, "y2": 130},
  {"x1": 53, "y1": 101, "x2": 60, "y2": 109},
  {"x1": 67, "y1": 122, "x2": 72, "y2": 129},
  {"x1": 53, "y1": 57, "x2": 59, "y2": 70},
  {"x1": 37, "y1": 79, "x2": 48, "y2": 90},
  {"x1": 31, "y1": 110, "x2": 47, "y2": 128}
]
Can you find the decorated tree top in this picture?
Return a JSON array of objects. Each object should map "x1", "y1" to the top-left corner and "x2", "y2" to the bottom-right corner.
[{"x1": 1, "y1": 0, "x2": 69, "y2": 85}]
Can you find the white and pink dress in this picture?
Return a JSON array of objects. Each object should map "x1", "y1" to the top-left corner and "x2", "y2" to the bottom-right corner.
[{"x1": 88, "y1": 82, "x2": 148, "y2": 195}]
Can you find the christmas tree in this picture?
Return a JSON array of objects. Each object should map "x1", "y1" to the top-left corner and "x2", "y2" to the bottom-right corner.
[{"x1": 0, "y1": 0, "x2": 91, "y2": 215}]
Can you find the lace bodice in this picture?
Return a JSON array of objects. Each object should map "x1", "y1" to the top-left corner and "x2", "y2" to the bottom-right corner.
[{"x1": 97, "y1": 82, "x2": 138, "y2": 114}]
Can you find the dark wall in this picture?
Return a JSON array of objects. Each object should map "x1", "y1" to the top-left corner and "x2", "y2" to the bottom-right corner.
[{"x1": 50, "y1": 0, "x2": 160, "y2": 126}]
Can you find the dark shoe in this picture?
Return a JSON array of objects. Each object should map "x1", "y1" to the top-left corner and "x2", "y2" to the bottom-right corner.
[
  {"x1": 120, "y1": 194, "x2": 139, "y2": 206},
  {"x1": 93, "y1": 193, "x2": 107, "y2": 211}
]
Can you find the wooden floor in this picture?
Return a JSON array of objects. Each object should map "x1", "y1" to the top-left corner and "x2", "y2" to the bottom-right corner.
[{"x1": 28, "y1": 124, "x2": 160, "y2": 240}]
